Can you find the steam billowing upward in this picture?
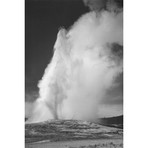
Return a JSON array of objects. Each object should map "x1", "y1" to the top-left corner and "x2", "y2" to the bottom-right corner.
[
  {"x1": 28, "y1": 1, "x2": 123, "y2": 123},
  {"x1": 83, "y1": 0, "x2": 123, "y2": 12}
]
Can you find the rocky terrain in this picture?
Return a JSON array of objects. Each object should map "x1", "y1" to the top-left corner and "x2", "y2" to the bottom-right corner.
[{"x1": 25, "y1": 119, "x2": 123, "y2": 144}]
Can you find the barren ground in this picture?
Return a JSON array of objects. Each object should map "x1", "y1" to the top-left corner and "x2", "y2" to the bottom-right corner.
[{"x1": 25, "y1": 120, "x2": 123, "y2": 148}]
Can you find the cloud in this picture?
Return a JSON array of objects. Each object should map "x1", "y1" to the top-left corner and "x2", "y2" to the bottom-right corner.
[
  {"x1": 98, "y1": 104, "x2": 123, "y2": 117},
  {"x1": 25, "y1": 91, "x2": 38, "y2": 102},
  {"x1": 25, "y1": 102, "x2": 34, "y2": 118},
  {"x1": 83, "y1": 0, "x2": 123, "y2": 12}
]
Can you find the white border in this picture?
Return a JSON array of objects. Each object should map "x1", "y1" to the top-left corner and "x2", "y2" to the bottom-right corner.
[
  {"x1": 124, "y1": 0, "x2": 148, "y2": 147},
  {"x1": 0, "y1": 0, "x2": 24, "y2": 147}
]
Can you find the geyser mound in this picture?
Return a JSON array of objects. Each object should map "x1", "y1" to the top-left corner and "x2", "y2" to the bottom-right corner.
[{"x1": 28, "y1": 11, "x2": 123, "y2": 123}]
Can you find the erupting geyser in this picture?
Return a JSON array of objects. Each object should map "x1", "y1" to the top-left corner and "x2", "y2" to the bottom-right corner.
[{"x1": 28, "y1": 10, "x2": 123, "y2": 123}]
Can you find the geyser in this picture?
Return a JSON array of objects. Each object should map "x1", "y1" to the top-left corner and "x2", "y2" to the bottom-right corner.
[{"x1": 29, "y1": 10, "x2": 123, "y2": 123}]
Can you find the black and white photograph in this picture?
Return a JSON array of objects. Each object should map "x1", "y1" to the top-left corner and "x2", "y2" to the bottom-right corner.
[
  {"x1": 25, "y1": 0, "x2": 123, "y2": 147},
  {"x1": 2, "y1": 0, "x2": 148, "y2": 148}
]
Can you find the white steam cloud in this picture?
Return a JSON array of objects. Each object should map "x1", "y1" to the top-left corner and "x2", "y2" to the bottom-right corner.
[{"x1": 28, "y1": 10, "x2": 123, "y2": 123}]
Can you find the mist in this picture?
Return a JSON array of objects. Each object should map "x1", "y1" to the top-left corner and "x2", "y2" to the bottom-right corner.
[{"x1": 28, "y1": 9, "x2": 123, "y2": 123}]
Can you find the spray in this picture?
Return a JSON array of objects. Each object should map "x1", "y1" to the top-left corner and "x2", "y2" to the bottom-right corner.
[{"x1": 28, "y1": 10, "x2": 123, "y2": 123}]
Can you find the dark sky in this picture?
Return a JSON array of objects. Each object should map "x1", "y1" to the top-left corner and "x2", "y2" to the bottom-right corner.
[{"x1": 25, "y1": 0, "x2": 89, "y2": 95}]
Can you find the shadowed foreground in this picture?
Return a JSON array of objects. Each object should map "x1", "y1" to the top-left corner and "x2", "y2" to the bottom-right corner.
[{"x1": 25, "y1": 120, "x2": 123, "y2": 148}]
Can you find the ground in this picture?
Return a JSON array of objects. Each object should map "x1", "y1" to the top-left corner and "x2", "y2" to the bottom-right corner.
[{"x1": 25, "y1": 120, "x2": 123, "y2": 148}]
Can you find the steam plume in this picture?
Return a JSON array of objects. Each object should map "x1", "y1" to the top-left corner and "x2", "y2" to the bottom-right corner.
[
  {"x1": 83, "y1": 0, "x2": 123, "y2": 12},
  {"x1": 28, "y1": 5, "x2": 123, "y2": 123}
]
